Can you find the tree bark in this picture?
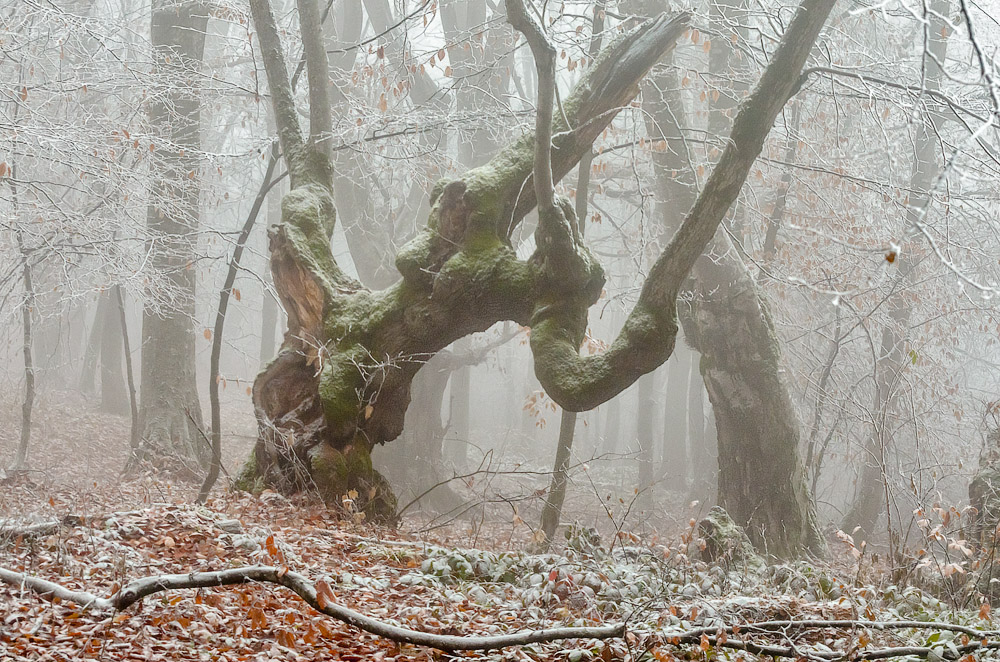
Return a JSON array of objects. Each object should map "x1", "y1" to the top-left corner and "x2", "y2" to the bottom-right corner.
[
  {"x1": 12, "y1": 227, "x2": 35, "y2": 472},
  {"x1": 79, "y1": 298, "x2": 102, "y2": 394},
  {"x1": 114, "y1": 286, "x2": 140, "y2": 453},
  {"x1": 687, "y1": 350, "x2": 714, "y2": 501},
  {"x1": 636, "y1": 371, "x2": 657, "y2": 502},
  {"x1": 133, "y1": 0, "x2": 210, "y2": 474},
  {"x1": 660, "y1": 345, "x2": 689, "y2": 489}
]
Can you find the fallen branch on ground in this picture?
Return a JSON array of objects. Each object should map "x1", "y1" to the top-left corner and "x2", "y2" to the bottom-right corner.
[
  {"x1": 658, "y1": 617, "x2": 1000, "y2": 661},
  {"x1": 0, "y1": 510, "x2": 147, "y2": 543},
  {"x1": 0, "y1": 515, "x2": 89, "y2": 541},
  {"x1": 0, "y1": 564, "x2": 624, "y2": 651},
  {"x1": 2, "y1": 562, "x2": 998, "y2": 659}
]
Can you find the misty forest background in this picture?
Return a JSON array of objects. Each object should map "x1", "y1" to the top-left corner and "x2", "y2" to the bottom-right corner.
[{"x1": 4, "y1": 0, "x2": 1000, "y2": 659}]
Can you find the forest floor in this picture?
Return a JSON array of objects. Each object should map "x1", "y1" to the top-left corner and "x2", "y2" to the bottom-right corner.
[{"x1": 0, "y1": 396, "x2": 996, "y2": 661}]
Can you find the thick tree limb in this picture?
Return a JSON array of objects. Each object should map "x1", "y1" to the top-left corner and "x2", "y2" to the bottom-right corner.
[
  {"x1": 248, "y1": 0, "x2": 305, "y2": 175},
  {"x1": 0, "y1": 565, "x2": 623, "y2": 651},
  {"x1": 295, "y1": 0, "x2": 333, "y2": 152},
  {"x1": 531, "y1": 0, "x2": 837, "y2": 412},
  {"x1": 506, "y1": 0, "x2": 556, "y2": 212}
]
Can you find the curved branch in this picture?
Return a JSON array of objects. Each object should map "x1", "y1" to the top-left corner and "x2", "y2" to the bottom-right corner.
[
  {"x1": 506, "y1": 0, "x2": 556, "y2": 212},
  {"x1": 0, "y1": 565, "x2": 623, "y2": 651},
  {"x1": 532, "y1": 0, "x2": 837, "y2": 412}
]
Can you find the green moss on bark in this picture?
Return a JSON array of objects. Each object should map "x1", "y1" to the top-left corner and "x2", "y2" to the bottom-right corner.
[
  {"x1": 699, "y1": 506, "x2": 766, "y2": 571},
  {"x1": 309, "y1": 442, "x2": 397, "y2": 522},
  {"x1": 317, "y1": 345, "x2": 367, "y2": 432},
  {"x1": 232, "y1": 451, "x2": 264, "y2": 494}
]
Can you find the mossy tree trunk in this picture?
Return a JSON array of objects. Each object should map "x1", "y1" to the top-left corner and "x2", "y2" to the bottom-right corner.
[{"x1": 242, "y1": 0, "x2": 835, "y2": 532}]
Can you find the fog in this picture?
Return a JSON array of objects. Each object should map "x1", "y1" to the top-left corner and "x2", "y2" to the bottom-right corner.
[{"x1": 3, "y1": 0, "x2": 1000, "y2": 559}]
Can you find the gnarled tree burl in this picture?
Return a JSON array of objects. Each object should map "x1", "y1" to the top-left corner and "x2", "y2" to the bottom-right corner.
[{"x1": 241, "y1": 0, "x2": 835, "y2": 554}]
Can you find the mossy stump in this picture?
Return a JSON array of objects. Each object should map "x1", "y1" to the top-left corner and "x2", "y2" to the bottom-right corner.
[{"x1": 698, "y1": 506, "x2": 766, "y2": 571}]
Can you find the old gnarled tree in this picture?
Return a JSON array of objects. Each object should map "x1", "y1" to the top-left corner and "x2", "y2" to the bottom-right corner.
[{"x1": 240, "y1": 0, "x2": 835, "y2": 554}]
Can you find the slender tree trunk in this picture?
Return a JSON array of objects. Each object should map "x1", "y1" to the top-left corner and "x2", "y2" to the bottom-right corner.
[
  {"x1": 114, "y1": 286, "x2": 140, "y2": 453},
  {"x1": 661, "y1": 345, "x2": 689, "y2": 488},
  {"x1": 199, "y1": 149, "x2": 279, "y2": 503},
  {"x1": 540, "y1": 409, "x2": 577, "y2": 544},
  {"x1": 636, "y1": 371, "x2": 657, "y2": 500},
  {"x1": 133, "y1": 0, "x2": 210, "y2": 474},
  {"x1": 687, "y1": 350, "x2": 714, "y2": 501},
  {"x1": 444, "y1": 338, "x2": 471, "y2": 466},
  {"x1": 602, "y1": 395, "x2": 621, "y2": 455},
  {"x1": 98, "y1": 290, "x2": 128, "y2": 415},
  {"x1": 79, "y1": 298, "x2": 103, "y2": 394},
  {"x1": 841, "y1": 0, "x2": 950, "y2": 542},
  {"x1": 12, "y1": 229, "x2": 35, "y2": 472}
]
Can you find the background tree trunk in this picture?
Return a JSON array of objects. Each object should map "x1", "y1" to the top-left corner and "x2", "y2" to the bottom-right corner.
[
  {"x1": 635, "y1": 0, "x2": 824, "y2": 556},
  {"x1": 840, "y1": 0, "x2": 950, "y2": 543},
  {"x1": 133, "y1": 0, "x2": 210, "y2": 474},
  {"x1": 98, "y1": 290, "x2": 128, "y2": 416}
]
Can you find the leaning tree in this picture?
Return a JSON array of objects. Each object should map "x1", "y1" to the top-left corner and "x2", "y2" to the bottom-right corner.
[{"x1": 239, "y1": 0, "x2": 835, "y2": 555}]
